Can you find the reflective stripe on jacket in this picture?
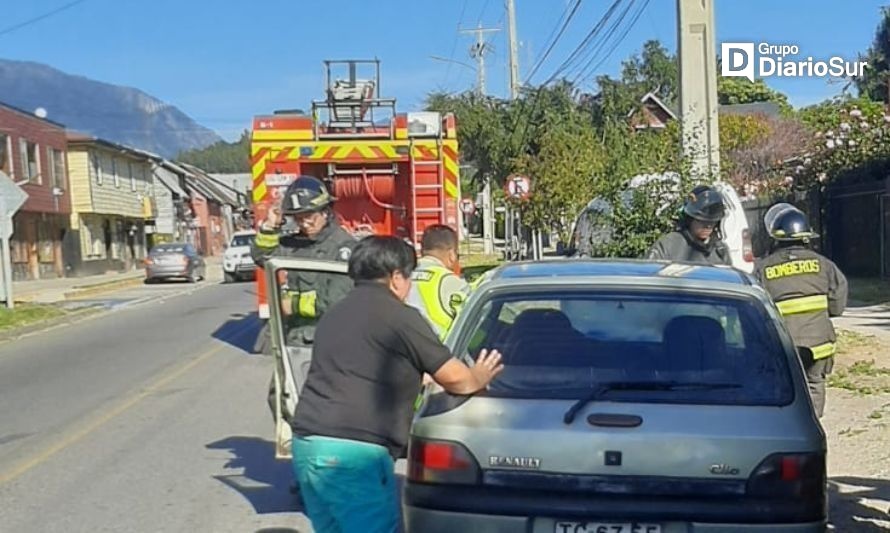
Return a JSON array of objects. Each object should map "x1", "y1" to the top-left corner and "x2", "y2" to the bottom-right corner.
[{"x1": 755, "y1": 245, "x2": 848, "y2": 359}]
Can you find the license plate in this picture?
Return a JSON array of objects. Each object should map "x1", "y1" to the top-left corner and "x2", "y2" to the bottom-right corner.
[{"x1": 554, "y1": 523, "x2": 661, "y2": 533}]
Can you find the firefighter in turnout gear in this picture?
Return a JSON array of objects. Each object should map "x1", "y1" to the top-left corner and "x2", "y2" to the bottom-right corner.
[
  {"x1": 755, "y1": 203, "x2": 848, "y2": 417},
  {"x1": 251, "y1": 176, "x2": 357, "y2": 423},
  {"x1": 406, "y1": 224, "x2": 469, "y2": 339},
  {"x1": 648, "y1": 185, "x2": 732, "y2": 266}
]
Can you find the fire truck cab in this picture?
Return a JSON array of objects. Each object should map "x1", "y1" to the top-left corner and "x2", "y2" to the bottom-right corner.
[{"x1": 250, "y1": 59, "x2": 461, "y2": 319}]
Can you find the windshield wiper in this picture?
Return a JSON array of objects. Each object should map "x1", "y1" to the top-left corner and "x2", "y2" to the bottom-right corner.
[{"x1": 562, "y1": 381, "x2": 742, "y2": 424}]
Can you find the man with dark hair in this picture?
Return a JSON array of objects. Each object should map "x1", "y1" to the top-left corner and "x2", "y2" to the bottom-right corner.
[
  {"x1": 291, "y1": 235, "x2": 503, "y2": 532},
  {"x1": 406, "y1": 224, "x2": 470, "y2": 339}
]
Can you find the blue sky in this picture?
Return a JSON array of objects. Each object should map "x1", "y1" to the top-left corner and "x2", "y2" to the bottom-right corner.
[{"x1": 1, "y1": 0, "x2": 885, "y2": 141}]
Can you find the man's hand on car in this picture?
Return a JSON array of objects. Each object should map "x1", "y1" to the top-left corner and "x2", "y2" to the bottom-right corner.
[{"x1": 470, "y1": 349, "x2": 504, "y2": 389}]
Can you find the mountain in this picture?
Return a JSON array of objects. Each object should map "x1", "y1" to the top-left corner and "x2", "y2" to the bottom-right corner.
[{"x1": 0, "y1": 59, "x2": 221, "y2": 158}]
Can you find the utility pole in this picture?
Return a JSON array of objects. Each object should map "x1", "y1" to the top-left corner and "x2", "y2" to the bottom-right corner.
[
  {"x1": 460, "y1": 24, "x2": 499, "y2": 254},
  {"x1": 506, "y1": 0, "x2": 521, "y2": 100},
  {"x1": 677, "y1": 0, "x2": 720, "y2": 180},
  {"x1": 505, "y1": 0, "x2": 542, "y2": 260},
  {"x1": 460, "y1": 24, "x2": 499, "y2": 96}
]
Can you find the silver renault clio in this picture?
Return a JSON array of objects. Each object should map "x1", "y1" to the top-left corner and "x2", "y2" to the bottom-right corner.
[{"x1": 405, "y1": 260, "x2": 827, "y2": 533}]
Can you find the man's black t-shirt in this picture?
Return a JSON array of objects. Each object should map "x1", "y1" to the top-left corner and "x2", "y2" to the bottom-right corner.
[{"x1": 291, "y1": 281, "x2": 454, "y2": 457}]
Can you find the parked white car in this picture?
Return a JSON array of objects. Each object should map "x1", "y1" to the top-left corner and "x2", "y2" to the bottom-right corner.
[
  {"x1": 223, "y1": 230, "x2": 257, "y2": 283},
  {"x1": 564, "y1": 175, "x2": 754, "y2": 272}
]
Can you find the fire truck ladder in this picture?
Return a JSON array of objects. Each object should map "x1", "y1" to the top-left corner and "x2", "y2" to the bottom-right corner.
[{"x1": 409, "y1": 137, "x2": 446, "y2": 243}]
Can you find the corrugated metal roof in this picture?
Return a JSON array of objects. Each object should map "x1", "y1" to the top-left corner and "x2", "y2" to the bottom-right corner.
[
  {"x1": 719, "y1": 102, "x2": 781, "y2": 118},
  {"x1": 210, "y1": 173, "x2": 252, "y2": 193},
  {"x1": 153, "y1": 166, "x2": 187, "y2": 196}
]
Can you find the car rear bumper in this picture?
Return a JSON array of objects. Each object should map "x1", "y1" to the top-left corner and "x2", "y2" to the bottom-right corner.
[
  {"x1": 146, "y1": 266, "x2": 190, "y2": 278},
  {"x1": 404, "y1": 482, "x2": 826, "y2": 532},
  {"x1": 223, "y1": 263, "x2": 255, "y2": 274},
  {"x1": 403, "y1": 507, "x2": 825, "y2": 533}
]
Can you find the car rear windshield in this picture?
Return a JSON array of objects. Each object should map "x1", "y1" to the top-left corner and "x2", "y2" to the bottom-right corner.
[
  {"x1": 231, "y1": 235, "x2": 254, "y2": 247},
  {"x1": 460, "y1": 290, "x2": 794, "y2": 406},
  {"x1": 151, "y1": 245, "x2": 185, "y2": 254}
]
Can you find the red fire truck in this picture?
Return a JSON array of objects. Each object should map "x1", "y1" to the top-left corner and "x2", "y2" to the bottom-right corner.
[{"x1": 250, "y1": 59, "x2": 461, "y2": 319}]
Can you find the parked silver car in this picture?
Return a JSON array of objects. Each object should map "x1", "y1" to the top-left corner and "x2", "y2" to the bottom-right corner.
[
  {"x1": 406, "y1": 260, "x2": 826, "y2": 533},
  {"x1": 145, "y1": 243, "x2": 206, "y2": 283}
]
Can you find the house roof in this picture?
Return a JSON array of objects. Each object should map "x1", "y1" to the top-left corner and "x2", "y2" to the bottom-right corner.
[
  {"x1": 719, "y1": 101, "x2": 781, "y2": 118},
  {"x1": 639, "y1": 91, "x2": 678, "y2": 120},
  {"x1": 210, "y1": 173, "x2": 252, "y2": 193},
  {"x1": 66, "y1": 132, "x2": 155, "y2": 162},
  {"x1": 0, "y1": 100, "x2": 66, "y2": 129},
  {"x1": 153, "y1": 165, "x2": 188, "y2": 197},
  {"x1": 180, "y1": 163, "x2": 240, "y2": 205}
]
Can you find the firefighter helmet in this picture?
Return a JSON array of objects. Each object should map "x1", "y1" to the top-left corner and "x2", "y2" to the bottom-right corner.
[
  {"x1": 281, "y1": 176, "x2": 334, "y2": 215},
  {"x1": 682, "y1": 185, "x2": 726, "y2": 223},
  {"x1": 768, "y1": 205, "x2": 818, "y2": 242}
]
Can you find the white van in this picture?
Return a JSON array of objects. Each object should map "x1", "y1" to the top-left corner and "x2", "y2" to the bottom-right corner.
[{"x1": 564, "y1": 175, "x2": 754, "y2": 272}]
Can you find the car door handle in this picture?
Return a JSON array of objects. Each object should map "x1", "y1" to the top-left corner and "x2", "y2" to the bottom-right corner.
[{"x1": 587, "y1": 413, "x2": 643, "y2": 428}]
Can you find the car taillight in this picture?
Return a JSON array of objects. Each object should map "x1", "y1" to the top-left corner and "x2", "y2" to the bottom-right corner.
[
  {"x1": 407, "y1": 438, "x2": 480, "y2": 485},
  {"x1": 747, "y1": 452, "x2": 825, "y2": 499},
  {"x1": 742, "y1": 229, "x2": 754, "y2": 262}
]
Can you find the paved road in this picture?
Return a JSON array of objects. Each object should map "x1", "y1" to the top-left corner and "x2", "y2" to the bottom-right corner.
[
  {"x1": 0, "y1": 279, "x2": 313, "y2": 532},
  {"x1": 0, "y1": 274, "x2": 876, "y2": 532}
]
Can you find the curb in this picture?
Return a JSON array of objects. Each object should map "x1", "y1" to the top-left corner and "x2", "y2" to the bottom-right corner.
[
  {"x1": 63, "y1": 276, "x2": 146, "y2": 300},
  {"x1": 0, "y1": 306, "x2": 107, "y2": 345}
]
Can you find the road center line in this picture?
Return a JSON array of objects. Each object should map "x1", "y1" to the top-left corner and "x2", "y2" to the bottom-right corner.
[{"x1": 0, "y1": 327, "x2": 253, "y2": 485}]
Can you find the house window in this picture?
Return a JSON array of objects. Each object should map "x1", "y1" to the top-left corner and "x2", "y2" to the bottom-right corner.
[
  {"x1": 0, "y1": 134, "x2": 11, "y2": 178},
  {"x1": 112, "y1": 158, "x2": 120, "y2": 188},
  {"x1": 90, "y1": 152, "x2": 102, "y2": 185},
  {"x1": 142, "y1": 165, "x2": 151, "y2": 194},
  {"x1": 82, "y1": 217, "x2": 106, "y2": 259},
  {"x1": 48, "y1": 148, "x2": 66, "y2": 190},
  {"x1": 19, "y1": 139, "x2": 40, "y2": 184},
  {"x1": 129, "y1": 162, "x2": 136, "y2": 191}
]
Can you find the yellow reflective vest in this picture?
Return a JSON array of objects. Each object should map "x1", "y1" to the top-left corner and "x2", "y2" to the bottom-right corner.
[{"x1": 406, "y1": 257, "x2": 468, "y2": 339}]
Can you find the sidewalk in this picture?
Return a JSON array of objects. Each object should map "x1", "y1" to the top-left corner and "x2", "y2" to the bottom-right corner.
[
  {"x1": 11, "y1": 257, "x2": 223, "y2": 304},
  {"x1": 835, "y1": 303, "x2": 890, "y2": 340}
]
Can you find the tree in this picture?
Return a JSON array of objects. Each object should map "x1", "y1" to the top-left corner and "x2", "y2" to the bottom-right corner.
[
  {"x1": 720, "y1": 113, "x2": 811, "y2": 197},
  {"x1": 797, "y1": 96, "x2": 890, "y2": 187},
  {"x1": 591, "y1": 40, "x2": 678, "y2": 128},
  {"x1": 621, "y1": 40, "x2": 679, "y2": 105},
  {"x1": 717, "y1": 76, "x2": 791, "y2": 112},
  {"x1": 855, "y1": 6, "x2": 890, "y2": 102},
  {"x1": 177, "y1": 131, "x2": 250, "y2": 173}
]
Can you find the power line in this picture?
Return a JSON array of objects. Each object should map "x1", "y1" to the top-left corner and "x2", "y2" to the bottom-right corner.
[
  {"x1": 0, "y1": 0, "x2": 91, "y2": 38},
  {"x1": 476, "y1": 0, "x2": 492, "y2": 26},
  {"x1": 508, "y1": 0, "x2": 627, "y2": 150},
  {"x1": 543, "y1": 0, "x2": 625, "y2": 84},
  {"x1": 572, "y1": 0, "x2": 651, "y2": 86},
  {"x1": 566, "y1": 0, "x2": 639, "y2": 84},
  {"x1": 524, "y1": 0, "x2": 584, "y2": 85},
  {"x1": 442, "y1": 0, "x2": 471, "y2": 88}
]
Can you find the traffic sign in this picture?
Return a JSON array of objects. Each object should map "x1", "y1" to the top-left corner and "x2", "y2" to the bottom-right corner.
[
  {"x1": 505, "y1": 174, "x2": 531, "y2": 200},
  {"x1": 459, "y1": 198, "x2": 476, "y2": 215},
  {"x1": 0, "y1": 171, "x2": 28, "y2": 219}
]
